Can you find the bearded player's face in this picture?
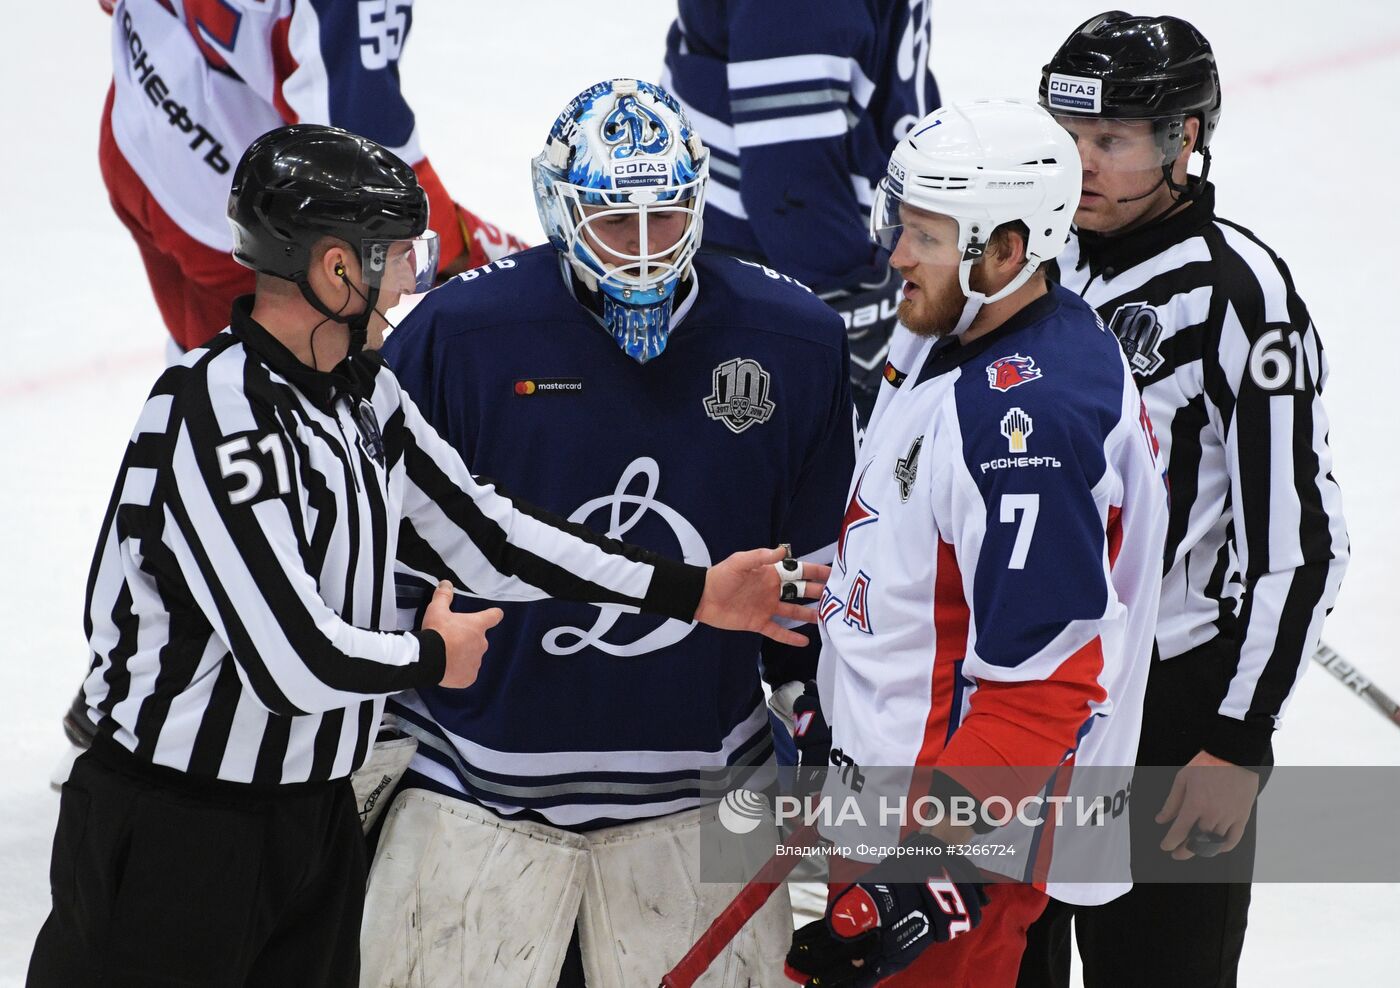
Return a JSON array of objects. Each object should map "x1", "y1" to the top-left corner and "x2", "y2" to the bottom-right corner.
[{"x1": 888, "y1": 205, "x2": 967, "y2": 339}]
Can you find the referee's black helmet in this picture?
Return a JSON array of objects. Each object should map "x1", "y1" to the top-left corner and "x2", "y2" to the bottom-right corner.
[
  {"x1": 1039, "y1": 11, "x2": 1221, "y2": 155},
  {"x1": 227, "y1": 124, "x2": 429, "y2": 284}
]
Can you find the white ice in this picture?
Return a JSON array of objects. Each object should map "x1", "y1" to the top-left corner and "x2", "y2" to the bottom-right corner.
[{"x1": 1, "y1": 1, "x2": 1396, "y2": 984}]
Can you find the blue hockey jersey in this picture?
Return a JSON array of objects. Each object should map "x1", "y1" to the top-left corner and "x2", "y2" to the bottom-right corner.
[
  {"x1": 662, "y1": 0, "x2": 939, "y2": 293},
  {"x1": 381, "y1": 247, "x2": 855, "y2": 828}
]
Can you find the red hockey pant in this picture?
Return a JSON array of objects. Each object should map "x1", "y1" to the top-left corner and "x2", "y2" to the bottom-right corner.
[{"x1": 99, "y1": 85, "x2": 253, "y2": 352}]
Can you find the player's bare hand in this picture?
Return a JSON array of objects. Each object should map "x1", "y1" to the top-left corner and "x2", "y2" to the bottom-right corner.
[
  {"x1": 1156, "y1": 749, "x2": 1260, "y2": 860},
  {"x1": 694, "y1": 548, "x2": 830, "y2": 647},
  {"x1": 422, "y1": 580, "x2": 504, "y2": 689}
]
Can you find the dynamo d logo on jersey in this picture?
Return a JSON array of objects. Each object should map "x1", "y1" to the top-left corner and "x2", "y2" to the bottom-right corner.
[
  {"x1": 987, "y1": 354, "x2": 1043, "y2": 392},
  {"x1": 704, "y1": 358, "x2": 776, "y2": 433},
  {"x1": 541, "y1": 457, "x2": 710, "y2": 657},
  {"x1": 1047, "y1": 73, "x2": 1102, "y2": 114}
]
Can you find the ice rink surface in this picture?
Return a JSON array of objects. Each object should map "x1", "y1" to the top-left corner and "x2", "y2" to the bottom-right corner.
[{"x1": 1, "y1": 1, "x2": 1396, "y2": 983}]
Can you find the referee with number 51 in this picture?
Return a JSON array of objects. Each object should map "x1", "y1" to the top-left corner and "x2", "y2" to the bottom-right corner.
[{"x1": 28, "y1": 124, "x2": 826, "y2": 987}]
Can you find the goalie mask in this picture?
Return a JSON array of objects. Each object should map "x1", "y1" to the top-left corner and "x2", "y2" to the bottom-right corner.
[{"x1": 533, "y1": 79, "x2": 709, "y2": 363}]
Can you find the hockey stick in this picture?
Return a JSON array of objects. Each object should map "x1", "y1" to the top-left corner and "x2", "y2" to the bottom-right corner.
[
  {"x1": 659, "y1": 823, "x2": 819, "y2": 988},
  {"x1": 1311, "y1": 641, "x2": 1400, "y2": 729}
]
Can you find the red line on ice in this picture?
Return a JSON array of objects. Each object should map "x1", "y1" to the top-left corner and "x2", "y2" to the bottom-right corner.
[{"x1": 1232, "y1": 36, "x2": 1400, "y2": 94}]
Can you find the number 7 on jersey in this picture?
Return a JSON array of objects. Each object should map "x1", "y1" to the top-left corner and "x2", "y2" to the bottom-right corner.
[{"x1": 999, "y1": 494, "x2": 1040, "y2": 569}]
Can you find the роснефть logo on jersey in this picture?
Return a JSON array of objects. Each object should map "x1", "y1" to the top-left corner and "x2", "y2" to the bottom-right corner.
[
  {"x1": 1108, "y1": 303, "x2": 1166, "y2": 377},
  {"x1": 986, "y1": 354, "x2": 1042, "y2": 392},
  {"x1": 704, "y1": 358, "x2": 776, "y2": 433},
  {"x1": 1000, "y1": 408, "x2": 1033, "y2": 453}
]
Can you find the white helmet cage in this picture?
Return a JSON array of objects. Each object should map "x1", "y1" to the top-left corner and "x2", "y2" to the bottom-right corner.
[
  {"x1": 871, "y1": 99, "x2": 1082, "y2": 329},
  {"x1": 532, "y1": 79, "x2": 709, "y2": 305}
]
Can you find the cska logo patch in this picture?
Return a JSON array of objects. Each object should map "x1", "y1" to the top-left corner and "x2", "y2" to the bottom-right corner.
[{"x1": 986, "y1": 354, "x2": 1043, "y2": 392}]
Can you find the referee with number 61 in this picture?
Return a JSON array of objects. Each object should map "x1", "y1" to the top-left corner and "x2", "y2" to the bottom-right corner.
[
  {"x1": 27, "y1": 124, "x2": 827, "y2": 986},
  {"x1": 1018, "y1": 13, "x2": 1349, "y2": 988}
]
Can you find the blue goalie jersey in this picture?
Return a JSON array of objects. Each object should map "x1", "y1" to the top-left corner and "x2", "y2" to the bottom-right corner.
[{"x1": 382, "y1": 247, "x2": 854, "y2": 828}]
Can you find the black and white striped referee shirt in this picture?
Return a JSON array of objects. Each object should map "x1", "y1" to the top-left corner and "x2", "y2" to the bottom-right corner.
[
  {"x1": 1056, "y1": 183, "x2": 1348, "y2": 765},
  {"x1": 81, "y1": 298, "x2": 705, "y2": 785}
]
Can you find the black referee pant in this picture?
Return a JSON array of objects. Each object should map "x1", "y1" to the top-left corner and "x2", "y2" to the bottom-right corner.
[
  {"x1": 1017, "y1": 639, "x2": 1260, "y2": 988},
  {"x1": 29, "y1": 737, "x2": 366, "y2": 987}
]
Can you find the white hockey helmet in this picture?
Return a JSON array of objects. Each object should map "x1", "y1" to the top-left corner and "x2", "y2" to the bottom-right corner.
[{"x1": 870, "y1": 98, "x2": 1081, "y2": 335}]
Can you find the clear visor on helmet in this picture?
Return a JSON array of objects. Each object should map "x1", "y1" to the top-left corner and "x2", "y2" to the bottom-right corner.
[
  {"x1": 360, "y1": 230, "x2": 440, "y2": 295},
  {"x1": 1051, "y1": 114, "x2": 1190, "y2": 173},
  {"x1": 557, "y1": 177, "x2": 704, "y2": 296},
  {"x1": 869, "y1": 177, "x2": 964, "y2": 268}
]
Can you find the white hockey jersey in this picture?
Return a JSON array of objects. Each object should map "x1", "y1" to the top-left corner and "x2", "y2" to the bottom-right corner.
[
  {"x1": 818, "y1": 285, "x2": 1169, "y2": 904},
  {"x1": 108, "y1": 0, "x2": 428, "y2": 251}
]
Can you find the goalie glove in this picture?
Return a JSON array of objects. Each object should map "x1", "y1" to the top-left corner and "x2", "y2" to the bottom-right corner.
[{"x1": 784, "y1": 834, "x2": 988, "y2": 987}]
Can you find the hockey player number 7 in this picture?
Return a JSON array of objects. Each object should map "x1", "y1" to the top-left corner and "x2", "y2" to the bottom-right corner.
[{"x1": 1000, "y1": 493, "x2": 1040, "y2": 569}]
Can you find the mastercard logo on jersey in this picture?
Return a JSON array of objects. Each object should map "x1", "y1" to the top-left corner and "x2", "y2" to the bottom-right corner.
[
  {"x1": 986, "y1": 354, "x2": 1043, "y2": 392},
  {"x1": 513, "y1": 378, "x2": 583, "y2": 396}
]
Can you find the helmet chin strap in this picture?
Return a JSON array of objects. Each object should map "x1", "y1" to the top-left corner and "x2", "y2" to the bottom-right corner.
[
  {"x1": 295, "y1": 275, "x2": 381, "y2": 357},
  {"x1": 1119, "y1": 145, "x2": 1211, "y2": 207},
  {"x1": 949, "y1": 254, "x2": 1041, "y2": 338}
]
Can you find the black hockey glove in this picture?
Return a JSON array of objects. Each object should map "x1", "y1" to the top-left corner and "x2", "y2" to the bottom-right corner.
[
  {"x1": 820, "y1": 268, "x2": 902, "y2": 424},
  {"x1": 784, "y1": 834, "x2": 988, "y2": 987}
]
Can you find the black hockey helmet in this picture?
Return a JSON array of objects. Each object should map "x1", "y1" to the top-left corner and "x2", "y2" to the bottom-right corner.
[
  {"x1": 228, "y1": 125, "x2": 435, "y2": 351},
  {"x1": 1040, "y1": 12, "x2": 1220, "y2": 198},
  {"x1": 229, "y1": 124, "x2": 430, "y2": 281}
]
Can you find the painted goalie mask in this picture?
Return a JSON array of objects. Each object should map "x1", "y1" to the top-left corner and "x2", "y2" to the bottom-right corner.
[{"x1": 532, "y1": 79, "x2": 709, "y2": 363}]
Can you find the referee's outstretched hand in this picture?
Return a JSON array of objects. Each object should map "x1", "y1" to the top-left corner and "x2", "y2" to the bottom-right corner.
[
  {"x1": 423, "y1": 580, "x2": 503, "y2": 689},
  {"x1": 695, "y1": 547, "x2": 830, "y2": 647}
]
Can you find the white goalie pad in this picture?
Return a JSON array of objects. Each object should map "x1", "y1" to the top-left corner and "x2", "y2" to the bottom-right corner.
[
  {"x1": 578, "y1": 803, "x2": 792, "y2": 988},
  {"x1": 350, "y1": 730, "x2": 419, "y2": 834},
  {"x1": 360, "y1": 795, "x2": 792, "y2": 988},
  {"x1": 360, "y1": 790, "x2": 590, "y2": 988}
]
